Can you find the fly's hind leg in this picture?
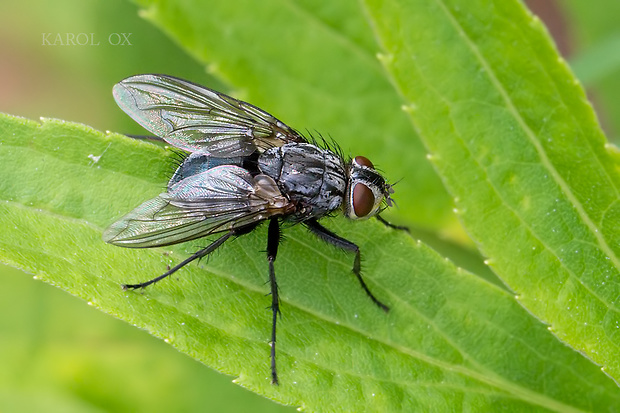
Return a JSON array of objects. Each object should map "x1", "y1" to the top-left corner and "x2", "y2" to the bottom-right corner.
[
  {"x1": 122, "y1": 223, "x2": 260, "y2": 290},
  {"x1": 304, "y1": 218, "x2": 389, "y2": 312},
  {"x1": 266, "y1": 217, "x2": 282, "y2": 384},
  {"x1": 122, "y1": 231, "x2": 235, "y2": 290}
]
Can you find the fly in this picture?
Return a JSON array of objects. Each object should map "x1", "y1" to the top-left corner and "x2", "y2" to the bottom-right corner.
[{"x1": 103, "y1": 74, "x2": 405, "y2": 384}]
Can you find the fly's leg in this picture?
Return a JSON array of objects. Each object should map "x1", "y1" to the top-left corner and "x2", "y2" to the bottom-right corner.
[
  {"x1": 304, "y1": 219, "x2": 389, "y2": 312},
  {"x1": 122, "y1": 223, "x2": 260, "y2": 290},
  {"x1": 376, "y1": 214, "x2": 410, "y2": 233},
  {"x1": 266, "y1": 218, "x2": 281, "y2": 385},
  {"x1": 122, "y1": 231, "x2": 234, "y2": 290}
]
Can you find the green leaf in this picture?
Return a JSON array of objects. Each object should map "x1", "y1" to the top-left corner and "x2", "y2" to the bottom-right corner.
[
  {"x1": 364, "y1": 0, "x2": 620, "y2": 383},
  {"x1": 132, "y1": 0, "x2": 456, "y2": 233},
  {"x1": 1, "y1": 113, "x2": 620, "y2": 411},
  {"x1": 0, "y1": 264, "x2": 289, "y2": 413}
]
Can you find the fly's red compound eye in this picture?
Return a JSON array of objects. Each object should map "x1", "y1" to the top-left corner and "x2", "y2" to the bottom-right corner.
[
  {"x1": 352, "y1": 183, "x2": 375, "y2": 217},
  {"x1": 354, "y1": 156, "x2": 374, "y2": 169}
]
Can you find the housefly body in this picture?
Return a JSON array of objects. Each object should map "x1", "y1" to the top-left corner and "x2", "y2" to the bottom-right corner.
[{"x1": 104, "y1": 74, "x2": 405, "y2": 384}]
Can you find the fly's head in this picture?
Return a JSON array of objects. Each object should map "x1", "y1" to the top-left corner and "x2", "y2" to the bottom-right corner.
[{"x1": 344, "y1": 156, "x2": 395, "y2": 220}]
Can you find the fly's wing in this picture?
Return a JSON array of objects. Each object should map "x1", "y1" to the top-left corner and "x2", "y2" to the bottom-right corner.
[
  {"x1": 103, "y1": 165, "x2": 292, "y2": 248},
  {"x1": 113, "y1": 74, "x2": 306, "y2": 156}
]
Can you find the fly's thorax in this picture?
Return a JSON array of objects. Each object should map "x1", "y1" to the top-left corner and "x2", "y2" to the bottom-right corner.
[
  {"x1": 258, "y1": 143, "x2": 347, "y2": 219},
  {"x1": 345, "y1": 156, "x2": 394, "y2": 220}
]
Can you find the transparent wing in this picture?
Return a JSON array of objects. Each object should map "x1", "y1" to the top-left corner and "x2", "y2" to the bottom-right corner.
[
  {"x1": 113, "y1": 74, "x2": 306, "y2": 156},
  {"x1": 103, "y1": 165, "x2": 292, "y2": 248}
]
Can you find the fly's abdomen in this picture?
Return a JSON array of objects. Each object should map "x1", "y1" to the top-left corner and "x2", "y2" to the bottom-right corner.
[
  {"x1": 258, "y1": 143, "x2": 346, "y2": 218},
  {"x1": 168, "y1": 152, "x2": 246, "y2": 188}
]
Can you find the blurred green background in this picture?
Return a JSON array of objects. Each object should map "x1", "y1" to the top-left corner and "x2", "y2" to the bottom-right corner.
[{"x1": 0, "y1": 0, "x2": 618, "y2": 411}]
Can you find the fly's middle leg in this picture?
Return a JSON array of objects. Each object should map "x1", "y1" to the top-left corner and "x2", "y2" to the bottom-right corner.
[
  {"x1": 304, "y1": 219, "x2": 389, "y2": 312},
  {"x1": 266, "y1": 217, "x2": 282, "y2": 385}
]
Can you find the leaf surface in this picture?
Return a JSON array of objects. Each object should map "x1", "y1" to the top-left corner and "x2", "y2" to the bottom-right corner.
[
  {"x1": 363, "y1": 0, "x2": 620, "y2": 383},
  {"x1": 1, "y1": 113, "x2": 619, "y2": 411}
]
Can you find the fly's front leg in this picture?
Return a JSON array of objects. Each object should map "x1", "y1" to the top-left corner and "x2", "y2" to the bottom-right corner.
[
  {"x1": 304, "y1": 219, "x2": 389, "y2": 312},
  {"x1": 376, "y1": 214, "x2": 410, "y2": 232},
  {"x1": 266, "y1": 217, "x2": 281, "y2": 385}
]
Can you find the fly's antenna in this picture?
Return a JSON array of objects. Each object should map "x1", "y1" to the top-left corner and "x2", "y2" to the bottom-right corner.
[{"x1": 383, "y1": 180, "x2": 398, "y2": 208}]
